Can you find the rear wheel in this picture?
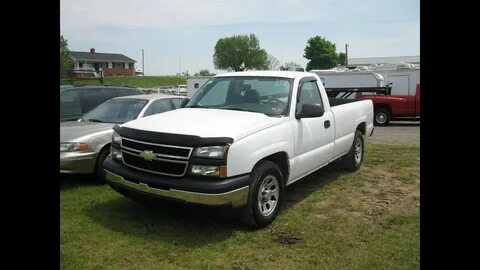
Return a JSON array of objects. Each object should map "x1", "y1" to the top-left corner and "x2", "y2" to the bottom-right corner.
[
  {"x1": 240, "y1": 161, "x2": 284, "y2": 228},
  {"x1": 342, "y1": 130, "x2": 364, "y2": 171},
  {"x1": 374, "y1": 108, "x2": 391, "y2": 126}
]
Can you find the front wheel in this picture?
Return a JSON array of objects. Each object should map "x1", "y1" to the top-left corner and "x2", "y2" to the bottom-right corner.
[
  {"x1": 240, "y1": 161, "x2": 284, "y2": 228},
  {"x1": 94, "y1": 147, "x2": 110, "y2": 181}
]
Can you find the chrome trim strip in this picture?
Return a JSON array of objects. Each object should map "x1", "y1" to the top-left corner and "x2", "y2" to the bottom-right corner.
[
  {"x1": 121, "y1": 145, "x2": 190, "y2": 160},
  {"x1": 104, "y1": 170, "x2": 249, "y2": 207},
  {"x1": 121, "y1": 137, "x2": 193, "y2": 159},
  {"x1": 121, "y1": 150, "x2": 188, "y2": 177},
  {"x1": 121, "y1": 149, "x2": 188, "y2": 164}
]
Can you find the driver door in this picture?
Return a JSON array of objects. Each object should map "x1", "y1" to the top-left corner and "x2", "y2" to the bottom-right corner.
[{"x1": 291, "y1": 79, "x2": 334, "y2": 180}]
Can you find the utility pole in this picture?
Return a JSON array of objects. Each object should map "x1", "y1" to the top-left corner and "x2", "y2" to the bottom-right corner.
[
  {"x1": 141, "y1": 49, "x2": 145, "y2": 76},
  {"x1": 345, "y1": 44, "x2": 349, "y2": 68},
  {"x1": 178, "y1": 56, "x2": 181, "y2": 85}
]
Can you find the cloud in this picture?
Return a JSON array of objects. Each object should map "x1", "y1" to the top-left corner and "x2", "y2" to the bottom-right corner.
[{"x1": 60, "y1": 0, "x2": 419, "y2": 75}]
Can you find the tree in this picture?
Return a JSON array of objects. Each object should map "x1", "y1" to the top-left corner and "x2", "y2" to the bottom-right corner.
[
  {"x1": 266, "y1": 54, "x2": 280, "y2": 70},
  {"x1": 213, "y1": 34, "x2": 268, "y2": 71},
  {"x1": 280, "y1": 61, "x2": 302, "y2": 71},
  {"x1": 194, "y1": 69, "x2": 216, "y2": 76},
  {"x1": 338, "y1": 52, "x2": 346, "y2": 66},
  {"x1": 303, "y1": 36, "x2": 339, "y2": 70},
  {"x1": 60, "y1": 35, "x2": 74, "y2": 73}
]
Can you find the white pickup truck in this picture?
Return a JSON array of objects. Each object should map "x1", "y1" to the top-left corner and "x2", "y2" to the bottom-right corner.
[{"x1": 104, "y1": 71, "x2": 374, "y2": 227}]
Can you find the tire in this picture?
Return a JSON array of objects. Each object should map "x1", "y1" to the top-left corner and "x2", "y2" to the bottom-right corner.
[
  {"x1": 94, "y1": 146, "x2": 110, "y2": 181},
  {"x1": 374, "y1": 108, "x2": 391, "y2": 126},
  {"x1": 342, "y1": 130, "x2": 364, "y2": 171},
  {"x1": 240, "y1": 161, "x2": 284, "y2": 228}
]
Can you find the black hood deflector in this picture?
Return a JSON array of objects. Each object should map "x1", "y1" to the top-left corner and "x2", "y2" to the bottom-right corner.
[{"x1": 113, "y1": 125, "x2": 233, "y2": 147}]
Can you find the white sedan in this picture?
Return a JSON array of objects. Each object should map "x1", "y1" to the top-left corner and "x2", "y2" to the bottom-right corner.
[{"x1": 60, "y1": 94, "x2": 187, "y2": 179}]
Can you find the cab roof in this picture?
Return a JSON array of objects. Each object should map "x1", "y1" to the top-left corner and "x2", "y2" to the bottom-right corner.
[{"x1": 214, "y1": 70, "x2": 316, "y2": 79}]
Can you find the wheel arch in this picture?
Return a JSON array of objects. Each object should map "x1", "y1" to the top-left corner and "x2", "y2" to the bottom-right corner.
[
  {"x1": 356, "y1": 122, "x2": 367, "y2": 135},
  {"x1": 374, "y1": 104, "x2": 392, "y2": 115},
  {"x1": 254, "y1": 152, "x2": 290, "y2": 185},
  {"x1": 94, "y1": 143, "x2": 111, "y2": 170}
]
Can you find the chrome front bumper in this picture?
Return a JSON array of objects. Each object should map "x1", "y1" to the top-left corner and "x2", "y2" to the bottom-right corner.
[{"x1": 104, "y1": 169, "x2": 249, "y2": 207}]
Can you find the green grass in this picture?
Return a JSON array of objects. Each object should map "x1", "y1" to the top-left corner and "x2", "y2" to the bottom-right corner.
[
  {"x1": 61, "y1": 76, "x2": 187, "y2": 88},
  {"x1": 60, "y1": 143, "x2": 419, "y2": 269}
]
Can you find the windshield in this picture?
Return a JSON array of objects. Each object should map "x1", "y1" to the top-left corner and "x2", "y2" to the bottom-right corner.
[
  {"x1": 186, "y1": 76, "x2": 293, "y2": 116},
  {"x1": 83, "y1": 98, "x2": 149, "y2": 124}
]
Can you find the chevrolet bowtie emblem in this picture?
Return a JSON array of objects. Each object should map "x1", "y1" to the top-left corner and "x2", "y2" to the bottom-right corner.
[{"x1": 140, "y1": 150, "x2": 155, "y2": 161}]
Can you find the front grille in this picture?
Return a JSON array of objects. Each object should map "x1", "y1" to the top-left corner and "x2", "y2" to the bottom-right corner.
[
  {"x1": 122, "y1": 151, "x2": 188, "y2": 177},
  {"x1": 122, "y1": 139, "x2": 191, "y2": 159},
  {"x1": 120, "y1": 137, "x2": 193, "y2": 177},
  {"x1": 121, "y1": 138, "x2": 191, "y2": 159}
]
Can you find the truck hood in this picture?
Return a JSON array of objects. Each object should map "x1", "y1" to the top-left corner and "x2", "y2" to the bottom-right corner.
[
  {"x1": 121, "y1": 108, "x2": 284, "y2": 141},
  {"x1": 60, "y1": 121, "x2": 115, "y2": 142}
]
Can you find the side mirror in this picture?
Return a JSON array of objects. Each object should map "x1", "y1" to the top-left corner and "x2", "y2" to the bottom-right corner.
[
  {"x1": 180, "y1": 98, "x2": 191, "y2": 108},
  {"x1": 296, "y1": 103, "x2": 324, "y2": 119}
]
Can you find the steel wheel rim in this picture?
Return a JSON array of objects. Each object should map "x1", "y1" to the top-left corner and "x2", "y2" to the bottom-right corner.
[
  {"x1": 376, "y1": 113, "x2": 387, "y2": 124},
  {"x1": 257, "y1": 175, "x2": 280, "y2": 217},
  {"x1": 354, "y1": 137, "x2": 362, "y2": 165}
]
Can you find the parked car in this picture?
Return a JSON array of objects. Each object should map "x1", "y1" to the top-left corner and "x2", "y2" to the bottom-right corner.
[
  {"x1": 174, "y1": 84, "x2": 187, "y2": 95},
  {"x1": 357, "y1": 82, "x2": 420, "y2": 125},
  {"x1": 60, "y1": 85, "x2": 144, "y2": 122},
  {"x1": 104, "y1": 71, "x2": 374, "y2": 227},
  {"x1": 60, "y1": 95, "x2": 187, "y2": 179}
]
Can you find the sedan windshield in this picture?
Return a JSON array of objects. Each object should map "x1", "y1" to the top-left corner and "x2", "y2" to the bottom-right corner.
[
  {"x1": 83, "y1": 98, "x2": 149, "y2": 124},
  {"x1": 186, "y1": 76, "x2": 293, "y2": 116}
]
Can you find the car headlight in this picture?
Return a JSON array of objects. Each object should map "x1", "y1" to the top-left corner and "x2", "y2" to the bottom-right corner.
[
  {"x1": 192, "y1": 146, "x2": 229, "y2": 159},
  {"x1": 112, "y1": 131, "x2": 122, "y2": 146},
  {"x1": 60, "y1": 142, "x2": 88, "y2": 152},
  {"x1": 190, "y1": 165, "x2": 227, "y2": 178},
  {"x1": 111, "y1": 147, "x2": 123, "y2": 161}
]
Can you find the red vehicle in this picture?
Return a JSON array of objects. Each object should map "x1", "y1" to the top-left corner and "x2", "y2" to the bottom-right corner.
[{"x1": 357, "y1": 82, "x2": 420, "y2": 126}]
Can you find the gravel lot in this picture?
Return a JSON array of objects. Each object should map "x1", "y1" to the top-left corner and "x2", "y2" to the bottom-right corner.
[{"x1": 369, "y1": 121, "x2": 420, "y2": 145}]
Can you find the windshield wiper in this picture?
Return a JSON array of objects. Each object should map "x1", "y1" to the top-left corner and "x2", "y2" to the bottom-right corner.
[{"x1": 87, "y1": 119, "x2": 105, "y2": 123}]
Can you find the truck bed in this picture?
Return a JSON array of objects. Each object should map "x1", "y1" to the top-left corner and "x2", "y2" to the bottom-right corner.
[
  {"x1": 328, "y1": 98, "x2": 374, "y2": 159},
  {"x1": 328, "y1": 98, "x2": 360, "y2": 107}
]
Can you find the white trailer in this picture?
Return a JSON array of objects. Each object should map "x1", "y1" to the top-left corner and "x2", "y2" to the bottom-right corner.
[
  {"x1": 311, "y1": 62, "x2": 420, "y2": 96},
  {"x1": 310, "y1": 70, "x2": 385, "y2": 99},
  {"x1": 310, "y1": 70, "x2": 385, "y2": 88},
  {"x1": 187, "y1": 76, "x2": 212, "y2": 98},
  {"x1": 367, "y1": 63, "x2": 420, "y2": 96}
]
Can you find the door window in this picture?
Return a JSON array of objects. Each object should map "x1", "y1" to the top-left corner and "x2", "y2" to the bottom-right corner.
[
  {"x1": 297, "y1": 81, "x2": 323, "y2": 114},
  {"x1": 143, "y1": 99, "x2": 174, "y2": 117},
  {"x1": 60, "y1": 90, "x2": 81, "y2": 115},
  {"x1": 171, "y1": 98, "x2": 184, "y2": 108}
]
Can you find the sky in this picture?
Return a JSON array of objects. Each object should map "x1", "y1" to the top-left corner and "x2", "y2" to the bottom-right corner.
[{"x1": 60, "y1": 0, "x2": 419, "y2": 76}]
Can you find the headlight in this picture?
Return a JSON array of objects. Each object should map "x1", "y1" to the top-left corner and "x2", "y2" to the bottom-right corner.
[
  {"x1": 111, "y1": 147, "x2": 123, "y2": 161},
  {"x1": 60, "y1": 142, "x2": 88, "y2": 152},
  {"x1": 192, "y1": 146, "x2": 228, "y2": 159},
  {"x1": 190, "y1": 165, "x2": 227, "y2": 178},
  {"x1": 112, "y1": 131, "x2": 122, "y2": 146}
]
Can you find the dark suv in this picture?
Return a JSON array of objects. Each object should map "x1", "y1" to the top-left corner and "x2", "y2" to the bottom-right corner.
[{"x1": 60, "y1": 85, "x2": 144, "y2": 122}]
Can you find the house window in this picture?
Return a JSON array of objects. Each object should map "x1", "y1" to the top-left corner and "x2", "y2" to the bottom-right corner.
[
  {"x1": 194, "y1": 83, "x2": 199, "y2": 88},
  {"x1": 79, "y1": 62, "x2": 83, "y2": 68},
  {"x1": 125, "y1": 63, "x2": 129, "y2": 69},
  {"x1": 108, "y1": 62, "x2": 113, "y2": 69}
]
